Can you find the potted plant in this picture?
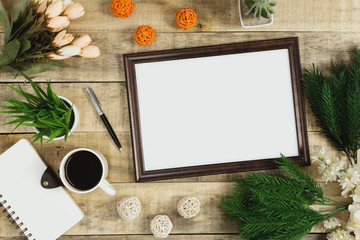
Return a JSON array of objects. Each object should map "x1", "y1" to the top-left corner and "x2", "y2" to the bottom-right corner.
[
  {"x1": 0, "y1": 75, "x2": 79, "y2": 144},
  {"x1": 238, "y1": 0, "x2": 277, "y2": 28}
]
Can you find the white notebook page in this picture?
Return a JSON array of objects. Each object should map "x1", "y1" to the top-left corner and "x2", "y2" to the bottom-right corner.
[{"x1": 0, "y1": 139, "x2": 84, "y2": 240}]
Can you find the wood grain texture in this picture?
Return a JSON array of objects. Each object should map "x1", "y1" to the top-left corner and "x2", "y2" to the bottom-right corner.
[
  {"x1": 0, "y1": 0, "x2": 358, "y2": 238},
  {"x1": 0, "y1": 32, "x2": 359, "y2": 84},
  {"x1": 0, "y1": 83, "x2": 127, "y2": 133},
  {"x1": 0, "y1": 131, "x2": 347, "y2": 183},
  {"x1": 0, "y1": 234, "x2": 328, "y2": 240},
  {"x1": 3, "y1": 0, "x2": 359, "y2": 33},
  {"x1": 0, "y1": 84, "x2": 341, "y2": 134},
  {"x1": 0, "y1": 182, "x2": 349, "y2": 237}
]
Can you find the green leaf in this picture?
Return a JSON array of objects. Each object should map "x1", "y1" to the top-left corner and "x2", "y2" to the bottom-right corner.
[
  {"x1": 38, "y1": 118, "x2": 63, "y2": 127},
  {"x1": 64, "y1": 106, "x2": 73, "y2": 125},
  {"x1": 0, "y1": 0, "x2": 11, "y2": 43},
  {"x1": 0, "y1": 39, "x2": 21, "y2": 65},
  {"x1": 21, "y1": 64, "x2": 56, "y2": 75},
  {"x1": 19, "y1": 38, "x2": 31, "y2": 53},
  {"x1": 0, "y1": 65, "x2": 17, "y2": 73},
  {"x1": 22, "y1": 122, "x2": 48, "y2": 128},
  {"x1": 13, "y1": 0, "x2": 29, "y2": 22},
  {"x1": 46, "y1": 128, "x2": 64, "y2": 142}
]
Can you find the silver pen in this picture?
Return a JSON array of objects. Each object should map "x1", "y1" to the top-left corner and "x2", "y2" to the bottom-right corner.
[{"x1": 86, "y1": 88, "x2": 123, "y2": 151}]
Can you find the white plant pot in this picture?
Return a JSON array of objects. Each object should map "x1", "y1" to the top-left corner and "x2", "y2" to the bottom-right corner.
[
  {"x1": 33, "y1": 96, "x2": 79, "y2": 141},
  {"x1": 238, "y1": 0, "x2": 274, "y2": 28}
]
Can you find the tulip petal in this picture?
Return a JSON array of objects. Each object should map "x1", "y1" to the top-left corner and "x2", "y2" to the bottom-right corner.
[{"x1": 79, "y1": 45, "x2": 101, "y2": 58}]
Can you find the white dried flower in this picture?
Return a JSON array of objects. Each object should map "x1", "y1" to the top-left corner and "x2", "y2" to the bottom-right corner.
[
  {"x1": 318, "y1": 161, "x2": 327, "y2": 174},
  {"x1": 311, "y1": 147, "x2": 330, "y2": 163},
  {"x1": 339, "y1": 165, "x2": 360, "y2": 197},
  {"x1": 327, "y1": 229, "x2": 354, "y2": 240},
  {"x1": 353, "y1": 187, "x2": 360, "y2": 203},
  {"x1": 347, "y1": 203, "x2": 360, "y2": 240},
  {"x1": 323, "y1": 217, "x2": 342, "y2": 231},
  {"x1": 321, "y1": 158, "x2": 346, "y2": 183}
]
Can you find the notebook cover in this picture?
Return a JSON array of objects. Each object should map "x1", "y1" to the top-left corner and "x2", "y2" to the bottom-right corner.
[{"x1": 0, "y1": 139, "x2": 84, "y2": 240}]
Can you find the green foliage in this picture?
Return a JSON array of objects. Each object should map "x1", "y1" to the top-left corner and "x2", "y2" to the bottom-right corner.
[
  {"x1": 244, "y1": 0, "x2": 276, "y2": 21},
  {"x1": 219, "y1": 155, "x2": 347, "y2": 240},
  {"x1": 0, "y1": 73, "x2": 74, "y2": 145},
  {"x1": 302, "y1": 50, "x2": 360, "y2": 164},
  {"x1": 0, "y1": 0, "x2": 60, "y2": 76}
]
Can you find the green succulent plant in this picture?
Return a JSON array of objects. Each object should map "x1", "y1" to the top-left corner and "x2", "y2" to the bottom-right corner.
[
  {"x1": 0, "y1": 73, "x2": 74, "y2": 145},
  {"x1": 244, "y1": 0, "x2": 277, "y2": 22}
]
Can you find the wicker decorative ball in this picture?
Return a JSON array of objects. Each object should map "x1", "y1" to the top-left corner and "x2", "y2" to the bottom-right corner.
[
  {"x1": 176, "y1": 8, "x2": 197, "y2": 30},
  {"x1": 177, "y1": 197, "x2": 201, "y2": 218},
  {"x1": 150, "y1": 215, "x2": 173, "y2": 238},
  {"x1": 134, "y1": 25, "x2": 156, "y2": 46},
  {"x1": 110, "y1": 0, "x2": 134, "y2": 18},
  {"x1": 117, "y1": 197, "x2": 142, "y2": 220}
]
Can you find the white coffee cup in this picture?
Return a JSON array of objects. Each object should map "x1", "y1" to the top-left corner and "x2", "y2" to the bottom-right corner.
[{"x1": 59, "y1": 148, "x2": 116, "y2": 196}]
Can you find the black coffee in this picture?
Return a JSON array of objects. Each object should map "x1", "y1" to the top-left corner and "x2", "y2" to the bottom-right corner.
[{"x1": 65, "y1": 150, "x2": 103, "y2": 191}]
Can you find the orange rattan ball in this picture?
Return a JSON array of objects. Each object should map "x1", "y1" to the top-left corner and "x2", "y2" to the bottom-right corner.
[
  {"x1": 110, "y1": 0, "x2": 134, "y2": 18},
  {"x1": 134, "y1": 25, "x2": 156, "y2": 46},
  {"x1": 176, "y1": 8, "x2": 197, "y2": 30}
]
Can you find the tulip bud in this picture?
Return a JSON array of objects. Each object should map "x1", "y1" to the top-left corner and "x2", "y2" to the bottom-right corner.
[
  {"x1": 63, "y1": 3, "x2": 85, "y2": 20},
  {"x1": 46, "y1": 16, "x2": 70, "y2": 32},
  {"x1": 47, "y1": 53, "x2": 71, "y2": 60},
  {"x1": 79, "y1": 45, "x2": 101, "y2": 58},
  {"x1": 36, "y1": 0, "x2": 47, "y2": 14},
  {"x1": 52, "y1": 30, "x2": 74, "y2": 47},
  {"x1": 71, "y1": 35, "x2": 92, "y2": 48},
  {"x1": 56, "y1": 45, "x2": 81, "y2": 56},
  {"x1": 45, "y1": 1, "x2": 65, "y2": 19},
  {"x1": 62, "y1": 0, "x2": 73, "y2": 7}
]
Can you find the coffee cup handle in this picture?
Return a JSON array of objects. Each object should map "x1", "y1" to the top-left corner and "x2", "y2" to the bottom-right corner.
[{"x1": 98, "y1": 179, "x2": 116, "y2": 196}]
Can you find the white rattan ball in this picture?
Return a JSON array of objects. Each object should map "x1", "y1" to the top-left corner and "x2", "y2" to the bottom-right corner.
[
  {"x1": 117, "y1": 197, "x2": 142, "y2": 220},
  {"x1": 150, "y1": 215, "x2": 173, "y2": 238},
  {"x1": 177, "y1": 196, "x2": 201, "y2": 219}
]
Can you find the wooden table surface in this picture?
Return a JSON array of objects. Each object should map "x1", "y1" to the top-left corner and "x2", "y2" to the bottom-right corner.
[{"x1": 0, "y1": 0, "x2": 358, "y2": 239}]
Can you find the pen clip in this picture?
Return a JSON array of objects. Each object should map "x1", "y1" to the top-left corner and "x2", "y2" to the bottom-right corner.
[{"x1": 86, "y1": 87, "x2": 103, "y2": 115}]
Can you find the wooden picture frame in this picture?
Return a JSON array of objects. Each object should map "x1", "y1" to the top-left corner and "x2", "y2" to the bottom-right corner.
[{"x1": 124, "y1": 37, "x2": 309, "y2": 182}]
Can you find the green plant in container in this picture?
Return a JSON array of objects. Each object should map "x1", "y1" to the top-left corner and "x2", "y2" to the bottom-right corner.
[
  {"x1": 0, "y1": 74, "x2": 77, "y2": 145},
  {"x1": 244, "y1": 0, "x2": 277, "y2": 21}
]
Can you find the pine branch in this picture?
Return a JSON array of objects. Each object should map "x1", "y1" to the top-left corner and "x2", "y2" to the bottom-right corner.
[
  {"x1": 275, "y1": 155, "x2": 323, "y2": 201},
  {"x1": 219, "y1": 155, "x2": 344, "y2": 240},
  {"x1": 302, "y1": 50, "x2": 360, "y2": 164}
]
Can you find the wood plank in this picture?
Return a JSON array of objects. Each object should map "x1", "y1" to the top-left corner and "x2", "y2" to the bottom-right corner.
[
  {"x1": 3, "y1": 0, "x2": 359, "y2": 33},
  {"x1": 0, "y1": 32, "x2": 358, "y2": 84},
  {"x1": 0, "y1": 83, "x2": 128, "y2": 133},
  {"x1": 0, "y1": 84, "x2": 342, "y2": 134},
  {"x1": 0, "y1": 234, "x2": 328, "y2": 240},
  {"x1": 0, "y1": 182, "x2": 349, "y2": 237},
  {"x1": 0, "y1": 131, "x2": 348, "y2": 183}
]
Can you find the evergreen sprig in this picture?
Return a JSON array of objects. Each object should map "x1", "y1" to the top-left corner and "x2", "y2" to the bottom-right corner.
[
  {"x1": 219, "y1": 155, "x2": 347, "y2": 240},
  {"x1": 302, "y1": 50, "x2": 360, "y2": 164}
]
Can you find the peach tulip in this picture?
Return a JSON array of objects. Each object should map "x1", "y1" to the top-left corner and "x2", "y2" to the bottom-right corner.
[
  {"x1": 63, "y1": 3, "x2": 85, "y2": 20},
  {"x1": 47, "y1": 53, "x2": 71, "y2": 60},
  {"x1": 52, "y1": 30, "x2": 74, "y2": 47},
  {"x1": 56, "y1": 45, "x2": 81, "y2": 56},
  {"x1": 36, "y1": 0, "x2": 47, "y2": 14},
  {"x1": 45, "y1": 1, "x2": 65, "y2": 19},
  {"x1": 79, "y1": 45, "x2": 101, "y2": 58},
  {"x1": 62, "y1": 0, "x2": 73, "y2": 7},
  {"x1": 71, "y1": 35, "x2": 91, "y2": 48},
  {"x1": 46, "y1": 16, "x2": 70, "y2": 32}
]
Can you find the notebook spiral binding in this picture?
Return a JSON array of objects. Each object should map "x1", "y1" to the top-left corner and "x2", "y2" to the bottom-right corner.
[{"x1": 0, "y1": 194, "x2": 34, "y2": 239}]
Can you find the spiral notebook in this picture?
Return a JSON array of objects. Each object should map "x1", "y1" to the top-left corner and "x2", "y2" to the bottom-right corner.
[{"x1": 0, "y1": 139, "x2": 84, "y2": 240}]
